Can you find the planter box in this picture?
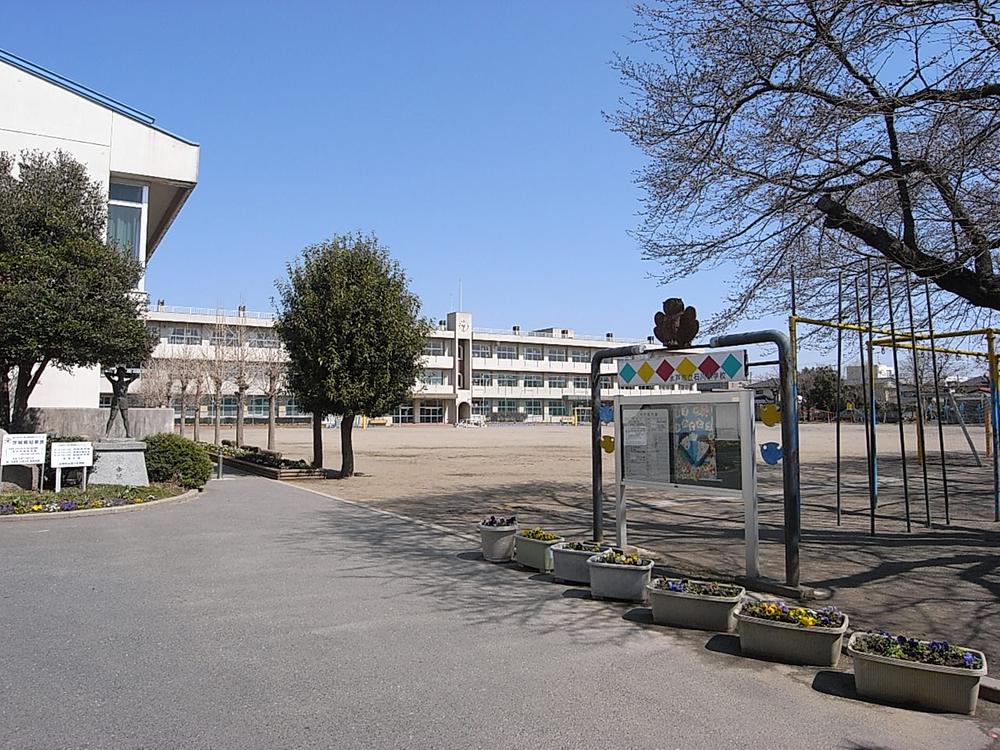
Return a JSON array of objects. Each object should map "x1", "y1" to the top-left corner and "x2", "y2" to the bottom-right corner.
[
  {"x1": 551, "y1": 543, "x2": 610, "y2": 584},
  {"x1": 211, "y1": 454, "x2": 329, "y2": 480},
  {"x1": 847, "y1": 633, "x2": 988, "y2": 714},
  {"x1": 647, "y1": 580, "x2": 745, "y2": 632},
  {"x1": 514, "y1": 534, "x2": 565, "y2": 572},
  {"x1": 735, "y1": 611, "x2": 848, "y2": 667},
  {"x1": 587, "y1": 555, "x2": 653, "y2": 602},
  {"x1": 479, "y1": 524, "x2": 518, "y2": 562}
]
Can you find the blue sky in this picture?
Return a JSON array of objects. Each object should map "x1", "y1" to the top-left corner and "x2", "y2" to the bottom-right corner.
[{"x1": 6, "y1": 1, "x2": 788, "y2": 346}]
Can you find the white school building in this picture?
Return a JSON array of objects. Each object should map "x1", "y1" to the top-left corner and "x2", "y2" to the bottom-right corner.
[
  {"x1": 0, "y1": 48, "x2": 199, "y2": 413},
  {"x1": 142, "y1": 304, "x2": 692, "y2": 426}
]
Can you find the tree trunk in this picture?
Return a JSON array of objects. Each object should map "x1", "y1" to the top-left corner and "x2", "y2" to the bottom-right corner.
[
  {"x1": 213, "y1": 394, "x2": 222, "y2": 445},
  {"x1": 10, "y1": 364, "x2": 33, "y2": 432},
  {"x1": 312, "y1": 412, "x2": 324, "y2": 468},
  {"x1": 235, "y1": 388, "x2": 246, "y2": 447},
  {"x1": 178, "y1": 392, "x2": 186, "y2": 436},
  {"x1": 267, "y1": 392, "x2": 277, "y2": 451},
  {"x1": 0, "y1": 364, "x2": 11, "y2": 430},
  {"x1": 192, "y1": 392, "x2": 201, "y2": 442},
  {"x1": 340, "y1": 413, "x2": 355, "y2": 477}
]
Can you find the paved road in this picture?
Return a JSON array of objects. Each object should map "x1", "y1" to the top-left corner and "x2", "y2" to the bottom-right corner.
[{"x1": 2, "y1": 476, "x2": 997, "y2": 749}]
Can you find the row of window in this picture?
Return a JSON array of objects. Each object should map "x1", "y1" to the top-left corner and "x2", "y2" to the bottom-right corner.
[
  {"x1": 163, "y1": 395, "x2": 305, "y2": 418},
  {"x1": 471, "y1": 399, "x2": 570, "y2": 417},
  {"x1": 155, "y1": 325, "x2": 280, "y2": 349},
  {"x1": 471, "y1": 373, "x2": 613, "y2": 389},
  {"x1": 423, "y1": 340, "x2": 593, "y2": 363}
]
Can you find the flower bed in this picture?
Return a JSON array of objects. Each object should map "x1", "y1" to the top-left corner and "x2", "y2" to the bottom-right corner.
[
  {"x1": 736, "y1": 600, "x2": 848, "y2": 667},
  {"x1": 198, "y1": 442, "x2": 311, "y2": 469},
  {"x1": 647, "y1": 578, "x2": 745, "y2": 631},
  {"x1": 200, "y1": 442, "x2": 326, "y2": 479},
  {"x1": 0, "y1": 484, "x2": 183, "y2": 516},
  {"x1": 847, "y1": 631, "x2": 988, "y2": 714}
]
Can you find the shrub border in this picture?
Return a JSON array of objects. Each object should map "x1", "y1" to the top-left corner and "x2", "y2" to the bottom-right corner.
[{"x1": 0, "y1": 488, "x2": 199, "y2": 522}]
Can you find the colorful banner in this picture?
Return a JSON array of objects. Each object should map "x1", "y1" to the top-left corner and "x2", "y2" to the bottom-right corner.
[{"x1": 617, "y1": 349, "x2": 746, "y2": 386}]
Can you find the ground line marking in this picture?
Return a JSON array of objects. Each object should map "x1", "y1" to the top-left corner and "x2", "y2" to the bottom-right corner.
[{"x1": 277, "y1": 480, "x2": 480, "y2": 543}]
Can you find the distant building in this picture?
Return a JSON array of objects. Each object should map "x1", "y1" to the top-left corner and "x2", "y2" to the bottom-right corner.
[
  {"x1": 844, "y1": 359, "x2": 894, "y2": 384},
  {"x1": 141, "y1": 306, "x2": 706, "y2": 426}
]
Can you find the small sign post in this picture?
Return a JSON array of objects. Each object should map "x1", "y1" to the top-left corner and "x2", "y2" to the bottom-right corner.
[
  {"x1": 51, "y1": 442, "x2": 94, "y2": 492},
  {"x1": 1, "y1": 433, "x2": 48, "y2": 490}
]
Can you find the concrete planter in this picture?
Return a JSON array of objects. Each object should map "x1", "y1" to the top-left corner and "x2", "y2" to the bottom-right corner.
[
  {"x1": 479, "y1": 524, "x2": 518, "y2": 562},
  {"x1": 514, "y1": 533, "x2": 565, "y2": 572},
  {"x1": 587, "y1": 555, "x2": 653, "y2": 602},
  {"x1": 735, "y1": 611, "x2": 848, "y2": 667},
  {"x1": 647, "y1": 580, "x2": 745, "y2": 632},
  {"x1": 847, "y1": 633, "x2": 988, "y2": 714},
  {"x1": 550, "y1": 543, "x2": 610, "y2": 584}
]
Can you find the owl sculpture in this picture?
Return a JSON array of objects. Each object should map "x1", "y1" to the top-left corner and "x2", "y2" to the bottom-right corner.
[{"x1": 653, "y1": 298, "x2": 699, "y2": 348}]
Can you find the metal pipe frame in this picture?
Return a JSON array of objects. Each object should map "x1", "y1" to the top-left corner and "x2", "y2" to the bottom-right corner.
[
  {"x1": 591, "y1": 344, "x2": 646, "y2": 542},
  {"x1": 710, "y1": 330, "x2": 801, "y2": 587}
]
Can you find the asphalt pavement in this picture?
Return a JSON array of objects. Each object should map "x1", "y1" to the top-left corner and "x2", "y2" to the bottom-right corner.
[{"x1": 1, "y1": 474, "x2": 997, "y2": 749}]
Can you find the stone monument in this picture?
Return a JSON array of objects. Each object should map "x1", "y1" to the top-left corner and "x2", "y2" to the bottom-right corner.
[{"x1": 90, "y1": 366, "x2": 149, "y2": 486}]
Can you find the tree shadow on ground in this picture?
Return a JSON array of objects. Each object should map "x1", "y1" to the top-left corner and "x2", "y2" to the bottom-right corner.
[
  {"x1": 286, "y1": 452, "x2": 1000, "y2": 663},
  {"x1": 273, "y1": 501, "x2": 657, "y2": 649}
]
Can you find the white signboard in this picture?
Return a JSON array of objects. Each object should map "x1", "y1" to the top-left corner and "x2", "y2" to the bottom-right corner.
[
  {"x1": 51, "y1": 442, "x2": 94, "y2": 468},
  {"x1": 1, "y1": 433, "x2": 47, "y2": 466},
  {"x1": 613, "y1": 390, "x2": 759, "y2": 578}
]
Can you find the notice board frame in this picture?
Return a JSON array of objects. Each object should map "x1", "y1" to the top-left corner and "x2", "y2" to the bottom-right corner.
[{"x1": 613, "y1": 390, "x2": 758, "y2": 578}]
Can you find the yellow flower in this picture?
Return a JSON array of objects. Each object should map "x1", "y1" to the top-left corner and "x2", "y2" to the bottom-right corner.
[
  {"x1": 799, "y1": 616, "x2": 818, "y2": 627},
  {"x1": 30, "y1": 504, "x2": 44, "y2": 512}
]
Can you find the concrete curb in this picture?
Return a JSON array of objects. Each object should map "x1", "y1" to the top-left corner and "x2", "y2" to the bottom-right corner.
[
  {"x1": 0, "y1": 488, "x2": 200, "y2": 522},
  {"x1": 281, "y1": 478, "x2": 1000, "y2": 706}
]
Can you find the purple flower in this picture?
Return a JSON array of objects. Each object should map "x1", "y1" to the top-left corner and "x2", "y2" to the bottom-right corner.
[
  {"x1": 964, "y1": 652, "x2": 975, "y2": 667},
  {"x1": 667, "y1": 580, "x2": 684, "y2": 592}
]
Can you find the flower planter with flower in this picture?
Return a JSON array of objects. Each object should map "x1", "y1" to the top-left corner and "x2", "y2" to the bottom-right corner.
[
  {"x1": 479, "y1": 515, "x2": 518, "y2": 562},
  {"x1": 514, "y1": 527, "x2": 565, "y2": 572},
  {"x1": 551, "y1": 541, "x2": 611, "y2": 585},
  {"x1": 586, "y1": 549, "x2": 654, "y2": 602},
  {"x1": 847, "y1": 631, "x2": 988, "y2": 714},
  {"x1": 736, "y1": 600, "x2": 848, "y2": 667},
  {"x1": 647, "y1": 578, "x2": 745, "y2": 632}
]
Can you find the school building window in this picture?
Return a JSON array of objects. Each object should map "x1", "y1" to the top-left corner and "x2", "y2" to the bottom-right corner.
[
  {"x1": 419, "y1": 400, "x2": 444, "y2": 423},
  {"x1": 497, "y1": 344, "x2": 518, "y2": 360}
]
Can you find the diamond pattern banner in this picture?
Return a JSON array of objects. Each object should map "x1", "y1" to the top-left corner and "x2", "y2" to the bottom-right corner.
[{"x1": 618, "y1": 349, "x2": 746, "y2": 385}]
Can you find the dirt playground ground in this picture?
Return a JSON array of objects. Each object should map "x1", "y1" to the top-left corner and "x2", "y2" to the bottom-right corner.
[{"x1": 205, "y1": 420, "x2": 1000, "y2": 664}]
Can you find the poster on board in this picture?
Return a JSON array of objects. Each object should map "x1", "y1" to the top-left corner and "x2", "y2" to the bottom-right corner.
[
  {"x1": 672, "y1": 404, "x2": 718, "y2": 483},
  {"x1": 619, "y1": 399, "x2": 743, "y2": 492}
]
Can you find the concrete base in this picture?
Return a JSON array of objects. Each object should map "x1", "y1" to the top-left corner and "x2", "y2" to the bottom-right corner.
[
  {"x1": 90, "y1": 440, "x2": 149, "y2": 487},
  {"x1": 26, "y1": 407, "x2": 173, "y2": 440}
]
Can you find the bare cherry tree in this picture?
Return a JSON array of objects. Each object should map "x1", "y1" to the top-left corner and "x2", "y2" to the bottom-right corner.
[
  {"x1": 613, "y1": 1, "x2": 1000, "y2": 329},
  {"x1": 207, "y1": 311, "x2": 233, "y2": 445},
  {"x1": 254, "y1": 328, "x2": 286, "y2": 451},
  {"x1": 230, "y1": 317, "x2": 254, "y2": 447},
  {"x1": 137, "y1": 355, "x2": 175, "y2": 409}
]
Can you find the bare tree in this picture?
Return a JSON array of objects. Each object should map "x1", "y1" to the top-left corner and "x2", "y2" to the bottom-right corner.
[
  {"x1": 230, "y1": 317, "x2": 253, "y2": 447},
  {"x1": 136, "y1": 355, "x2": 175, "y2": 410},
  {"x1": 254, "y1": 330, "x2": 286, "y2": 451},
  {"x1": 207, "y1": 311, "x2": 233, "y2": 445},
  {"x1": 172, "y1": 347, "x2": 204, "y2": 438},
  {"x1": 613, "y1": 1, "x2": 1000, "y2": 329}
]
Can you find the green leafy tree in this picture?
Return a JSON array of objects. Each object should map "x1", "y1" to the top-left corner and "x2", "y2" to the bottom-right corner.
[
  {"x1": 0, "y1": 151, "x2": 153, "y2": 430},
  {"x1": 274, "y1": 233, "x2": 431, "y2": 475},
  {"x1": 800, "y1": 366, "x2": 839, "y2": 414}
]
